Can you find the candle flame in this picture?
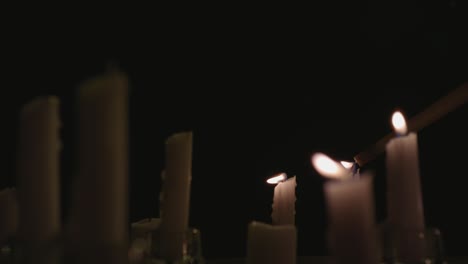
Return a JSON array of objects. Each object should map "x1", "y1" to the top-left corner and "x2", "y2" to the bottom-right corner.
[
  {"x1": 311, "y1": 153, "x2": 348, "y2": 179},
  {"x1": 340, "y1": 161, "x2": 354, "y2": 169},
  {"x1": 267, "y1": 173, "x2": 287, "y2": 184},
  {"x1": 391, "y1": 111, "x2": 408, "y2": 135}
]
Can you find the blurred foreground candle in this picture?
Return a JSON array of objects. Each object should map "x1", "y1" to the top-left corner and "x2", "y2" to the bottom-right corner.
[
  {"x1": 69, "y1": 69, "x2": 129, "y2": 247},
  {"x1": 246, "y1": 221, "x2": 296, "y2": 264},
  {"x1": 268, "y1": 173, "x2": 296, "y2": 225},
  {"x1": 17, "y1": 96, "x2": 61, "y2": 244},
  {"x1": 158, "y1": 132, "x2": 193, "y2": 261},
  {"x1": 0, "y1": 188, "x2": 18, "y2": 245},
  {"x1": 385, "y1": 111, "x2": 425, "y2": 260},
  {"x1": 312, "y1": 153, "x2": 379, "y2": 264}
]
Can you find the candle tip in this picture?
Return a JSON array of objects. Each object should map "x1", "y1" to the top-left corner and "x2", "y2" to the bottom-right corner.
[
  {"x1": 267, "y1": 173, "x2": 287, "y2": 184},
  {"x1": 391, "y1": 110, "x2": 408, "y2": 135}
]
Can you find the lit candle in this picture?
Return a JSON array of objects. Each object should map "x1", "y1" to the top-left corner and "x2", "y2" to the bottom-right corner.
[
  {"x1": 385, "y1": 111, "x2": 425, "y2": 261},
  {"x1": 0, "y1": 188, "x2": 18, "y2": 245},
  {"x1": 17, "y1": 96, "x2": 61, "y2": 244},
  {"x1": 268, "y1": 173, "x2": 296, "y2": 225},
  {"x1": 68, "y1": 70, "x2": 129, "y2": 247},
  {"x1": 311, "y1": 153, "x2": 379, "y2": 264},
  {"x1": 158, "y1": 132, "x2": 193, "y2": 261},
  {"x1": 246, "y1": 221, "x2": 296, "y2": 264},
  {"x1": 340, "y1": 160, "x2": 360, "y2": 178}
]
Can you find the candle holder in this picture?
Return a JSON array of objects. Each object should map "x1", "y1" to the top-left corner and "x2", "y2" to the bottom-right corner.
[
  {"x1": 146, "y1": 227, "x2": 205, "y2": 264},
  {"x1": 378, "y1": 223, "x2": 446, "y2": 264}
]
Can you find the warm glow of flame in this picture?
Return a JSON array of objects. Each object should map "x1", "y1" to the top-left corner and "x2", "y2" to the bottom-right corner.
[
  {"x1": 311, "y1": 153, "x2": 348, "y2": 179},
  {"x1": 391, "y1": 111, "x2": 408, "y2": 135},
  {"x1": 267, "y1": 173, "x2": 287, "y2": 184},
  {"x1": 340, "y1": 161, "x2": 354, "y2": 169}
]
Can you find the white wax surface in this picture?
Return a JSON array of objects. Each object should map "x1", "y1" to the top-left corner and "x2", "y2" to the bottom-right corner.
[
  {"x1": 70, "y1": 71, "x2": 129, "y2": 246},
  {"x1": 246, "y1": 221, "x2": 296, "y2": 264},
  {"x1": 385, "y1": 132, "x2": 425, "y2": 261},
  {"x1": 17, "y1": 96, "x2": 60, "y2": 243},
  {"x1": 324, "y1": 174, "x2": 379, "y2": 264},
  {"x1": 386, "y1": 132, "x2": 425, "y2": 230},
  {"x1": 131, "y1": 218, "x2": 161, "y2": 237},
  {"x1": 271, "y1": 176, "x2": 296, "y2": 225},
  {"x1": 158, "y1": 132, "x2": 193, "y2": 260}
]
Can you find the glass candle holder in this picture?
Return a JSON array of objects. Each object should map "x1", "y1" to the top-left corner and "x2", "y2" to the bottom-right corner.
[
  {"x1": 379, "y1": 223, "x2": 446, "y2": 264},
  {"x1": 148, "y1": 227, "x2": 205, "y2": 264}
]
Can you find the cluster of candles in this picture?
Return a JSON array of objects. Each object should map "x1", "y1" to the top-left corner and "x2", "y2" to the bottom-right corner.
[
  {"x1": 246, "y1": 110, "x2": 426, "y2": 264},
  {"x1": 0, "y1": 68, "x2": 460, "y2": 263}
]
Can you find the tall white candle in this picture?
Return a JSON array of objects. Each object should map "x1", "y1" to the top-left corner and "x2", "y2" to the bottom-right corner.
[
  {"x1": 0, "y1": 188, "x2": 18, "y2": 244},
  {"x1": 17, "y1": 96, "x2": 61, "y2": 243},
  {"x1": 69, "y1": 70, "x2": 129, "y2": 246},
  {"x1": 269, "y1": 174, "x2": 296, "y2": 225},
  {"x1": 312, "y1": 153, "x2": 379, "y2": 264},
  {"x1": 158, "y1": 132, "x2": 193, "y2": 260},
  {"x1": 246, "y1": 221, "x2": 296, "y2": 264},
  {"x1": 386, "y1": 111, "x2": 425, "y2": 261}
]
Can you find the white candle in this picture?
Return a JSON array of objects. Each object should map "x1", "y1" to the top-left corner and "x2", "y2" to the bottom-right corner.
[
  {"x1": 312, "y1": 153, "x2": 379, "y2": 264},
  {"x1": 69, "y1": 70, "x2": 129, "y2": 246},
  {"x1": 131, "y1": 218, "x2": 161, "y2": 238},
  {"x1": 246, "y1": 221, "x2": 296, "y2": 264},
  {"x1": 269, "y1": 173, "x2": 296, "y2": 225},
  {"x1": 158, "y1": 132, "x2": 193, "y2": 260},
  {"x1": 0, "y1": 188, "x2": 18, "y2": 244},
  {"x1": 17, "y1": 96, "x2": 61, "y2": 243},
  {"x1": 385, "y1": 111, "x2": 425, "y2": 260},
  {"x1": 340, "y1": 160, "x2": 360, "y2": 178},
  {"x1": 129, "y1": 218, "x2": 161, "y2": 262}
]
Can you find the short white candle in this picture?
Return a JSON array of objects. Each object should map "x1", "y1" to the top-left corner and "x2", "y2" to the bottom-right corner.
[
  {"x1": 269, "y1": 173, "x2": 296, "y2": 225},
  {"x1": 129, "y1": 218, "x2": 161, "y2": 262},
  {"x1": 312, "y1": 153, "x2": 379, "y2": 264},
  {"x1": 246, "y1": 221, "x2": 296, "y2": 264},
  {"x1": 69, "y1": 70, "x2": 129, "y2": 246},
  {"x1": 17, "y1": 96, "x2": 61, "y2": 243},
  {"x1": 385, "y1": 111, "x2": 425, "y2": 261},
  {"x1": 158, "y1": 132, "x2": 193, "y2": 260}
]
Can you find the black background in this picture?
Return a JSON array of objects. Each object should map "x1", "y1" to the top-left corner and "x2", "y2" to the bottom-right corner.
[{"x1": 1, "y1": 2, "x2": 467, "y2": 258}]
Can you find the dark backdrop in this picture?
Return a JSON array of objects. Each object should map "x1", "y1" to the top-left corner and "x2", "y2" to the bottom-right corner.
[{"x1": 1, "y1": 1, "x2": 467, "y2": 258}]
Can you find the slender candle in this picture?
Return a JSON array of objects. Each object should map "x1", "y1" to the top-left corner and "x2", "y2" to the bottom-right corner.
[
  {"x1": 68, "y1": 70, "x2": 129, "y2": 247},
  {"x1": 269, "y1": 173, "x2": 296, "y2": 225},
  {"x1": 17, "y1": 96, "x2": 61, "y2": 244},
  {"x1": 385, "y1": 110, "x2": 425, "y2": 261},
  {"x1": 312, "y1": 153, "x2": 379, "y2": 264},
  {"x1": 158, "y1": 132, "x2": 193, "y2": 261},
  {"x1": 246, "y1": 221, "x2": 297, "y2": 264},
  {"x1": 0, "y1": 188, "x2": 18, "y2": 245}
]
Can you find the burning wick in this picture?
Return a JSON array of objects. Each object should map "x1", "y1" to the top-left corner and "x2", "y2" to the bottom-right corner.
[
  {"x1": 391, "y1": 110, "x2": 408, "y2": 136},
  {"x1": 340, "y1": 161, "x2": 354, "y2": 169},
  {"x1": 311, "y1": 153, "x2": 350, "y2": 180},
  {"x1": 267, "y1": 173, "x2": 287, "y2": 184},
  {"x1": 341, "y1": 160, "x2": 360, "y2": 178}
]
